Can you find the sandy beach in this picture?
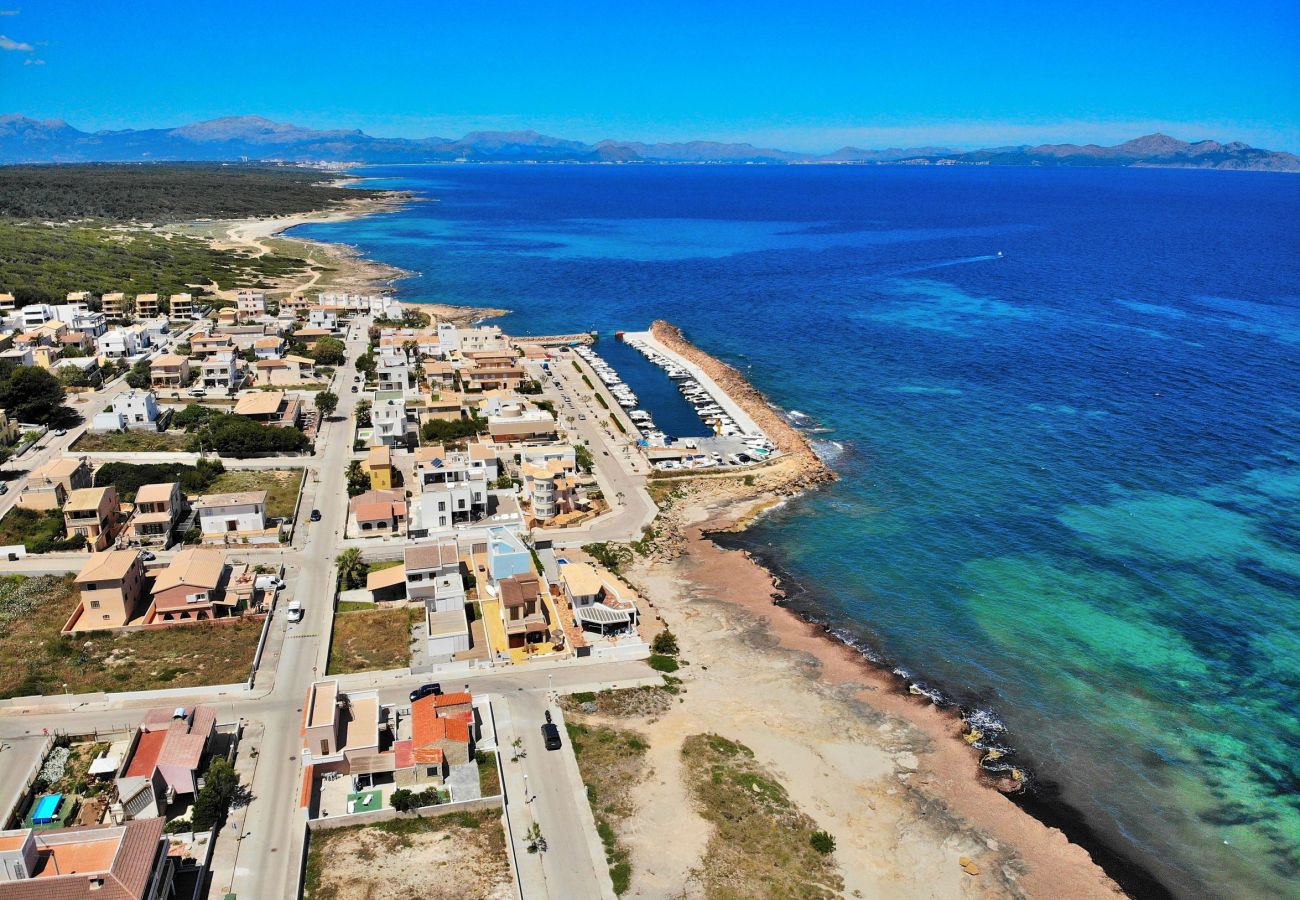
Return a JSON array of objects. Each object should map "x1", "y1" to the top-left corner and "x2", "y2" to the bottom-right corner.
[{"x1": 596, "y1": 321, "x2": 1124, "y2": 898}]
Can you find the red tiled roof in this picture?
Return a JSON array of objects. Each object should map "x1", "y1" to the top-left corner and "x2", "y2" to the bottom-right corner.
[
  {"x1": 123, "y1": 730, "x2": 166, "y2": 778},
  {"x1": 432, "y1": 692, "x2": 473, "y2": 709},
  {"x1": 392, "y1": 740, "x2": 414, "y2": 770}
]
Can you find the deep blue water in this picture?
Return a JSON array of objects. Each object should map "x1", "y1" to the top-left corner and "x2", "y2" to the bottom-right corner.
[{"x1": 295, "y1": 164, "x2": 1300, "y2": 899}]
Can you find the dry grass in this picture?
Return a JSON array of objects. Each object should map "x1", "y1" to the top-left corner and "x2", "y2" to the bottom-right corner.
[
  {"x1": 681, "y1": 734, "x2": 842, "y2": 899},
  {"x1": 562, "y1": 685, "x2": 677, "y2": 719},
  {"x1": 0, "y1": 574, "x2": 263, "y2": 699},
  {"x1": 565, "y1": 720, "x2": 650, "y2": 895},
  {"x1": 326, "y1": 606, "x2": 415, "y2": 674},
  {"x1": 71, "y1": 430, "x2": 193, "y2": 452},
  {"x1": 207, "y1": 467, "x2": 304, "y2": 520},
  {"x1": 304, "y1": 809, "x2": 511, "y2": 900}
]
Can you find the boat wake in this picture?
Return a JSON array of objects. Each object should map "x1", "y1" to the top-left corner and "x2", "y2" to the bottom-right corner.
[{"x1": 890, "y1": 252, "x2": 1005, "y2": 276}]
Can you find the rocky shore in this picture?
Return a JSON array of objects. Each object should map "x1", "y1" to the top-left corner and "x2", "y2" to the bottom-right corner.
[{"x1": 622, "y1": 321, "x2": 1123, "y2": 898}]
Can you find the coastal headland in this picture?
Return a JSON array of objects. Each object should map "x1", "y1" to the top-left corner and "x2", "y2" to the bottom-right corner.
[{"x1": 609, "y1": 321, "x2": 1125, "y2": 897}]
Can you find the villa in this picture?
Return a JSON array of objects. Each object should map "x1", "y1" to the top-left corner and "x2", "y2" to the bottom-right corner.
[
  {"x1": 18, "y1": 456, "x2": 92, "y2": 511},
  {"x1": 149, "y1": 354, "x2": 190, "y2": 389},
  {"x1": 194, "y1": 490, "x2": 277, "y2": 544},
  {"x1": 142, "y1": 546, "x2": 254, "y2": 624},
  {"x1": 233, "y1": 390, "x2": 302, "y2": 428},
  {"x1": 559, "y1": 560, "x2": 641, "y2": 638},
  {"x1": 126, "y1": 481, "x2": 186, "y2": 548},
  {"x1": 0, "y1": 818, "x2": 175, "y2": 899},
  {"x1": 347, "y1": 489, "x2": 408, "y2": 536}
]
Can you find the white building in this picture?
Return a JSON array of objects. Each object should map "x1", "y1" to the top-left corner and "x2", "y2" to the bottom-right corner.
[
  {"x1": 199, "y1": 351, "x2": 241, "y2": 391},
  {"x1": 307, "y1": 306, "x2": 338, "y2": 331},
  {"x1": 53, "y1": 302, "x2": 106, "y2": 337},
  {"x1": 412, "y1": 443, "x2": 495, "y2": 530},
  {"x1": 96, "y1": 327, "x2": 141, "y2": 359},
  {"x1": 370, "y1": 391, "x2": 410, "y2": 447},
  {"x1": 195, "y1": 491, "x2": 273, "y2": 543},
  {"x1": 19, "y1": 304, "x2": 53, "y2": 329},
  {"x1": 91, "y1": 389, "x2": 161, "y2": 432},
  {"x1": 376, "y1": 352, "x2": 411, "y2": 393},
  {"x1": 404, "y1": 540, "x2": 466, "y2": 613}
]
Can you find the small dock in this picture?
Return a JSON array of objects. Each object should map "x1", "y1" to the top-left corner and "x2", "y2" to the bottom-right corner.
[{"x1": 513, "y1": 333, "x2": 596, "y2": 347}]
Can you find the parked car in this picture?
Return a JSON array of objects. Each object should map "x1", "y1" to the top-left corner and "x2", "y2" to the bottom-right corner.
[
  {"x1": 542, "y1": 721, "x2": 563, "y2": 751},
  {"x1": 310, "y1": 509, "x2": 322, "y2": 522},
  {"x1": 140, "y1": 550, "x2": 156, "y2": 562},
  {"x1": 53, "y1": 429, "x2": 67, "y2": 436},
  {"x1": 351, "y1": 386, "x2": 358, "y2": 393},
  {"x1": 286, "y1": 600, "x2": 304, "y2": 623},
  {"x1": 409, "y1": 683, "x2": 443, "y2": 703},
  {"x1": 188, "y1": 388, "x2": 207, "y2": 397}
]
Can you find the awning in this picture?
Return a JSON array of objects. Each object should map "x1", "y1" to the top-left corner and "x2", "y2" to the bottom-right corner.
[{"x1": 574, "y1": 603, "x2": 633, "y2": 626}]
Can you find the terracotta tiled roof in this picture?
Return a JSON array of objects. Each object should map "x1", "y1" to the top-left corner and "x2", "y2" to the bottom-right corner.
[{"x1": 0, "y1": 818, "x2": 165, "y2": 899}]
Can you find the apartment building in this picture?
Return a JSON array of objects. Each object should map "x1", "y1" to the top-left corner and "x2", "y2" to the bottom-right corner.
[
  {"x1": 66, "y1": 549, "x2": 147, "y2": 632},
  {"x1": 63, "y1": 485, "x2": 121, "y2": 552},
  {"x1": 169, "y1": 292, "x2": 194, "y2": 319},
  {"x1": 370, "y1": 391, "x2": 411, "y2": 448},
  {"x1": 412, "y1": 444, "x2": 493, "y2": 529},
  {"x1": 134, "y1": 293, "x2": 161, "y2": 319},
  {"x1": 486, "y1": 403, "x2": 558, "y2": 444},
  {"x1": 101, "y1": 291, "x2": 129, "y2": 318},
  {"x1": 127, "y1": 481, "x2": 185, "y2": 547},
  {"x1": 98, "y1": 327, "x2": 142, "y2": 359},
  {"x1": 236, "y1": 290, "x2": 266, "y2": 322},
  {"x1": 149, "y1": 354, "x2": 190, "y2": 389},
  {"x1": 199, "y1": 351, "x2": 241, "y2": 391},
  {"x1": 19, "y1": 456, "x2": 92, "y2": 511}
]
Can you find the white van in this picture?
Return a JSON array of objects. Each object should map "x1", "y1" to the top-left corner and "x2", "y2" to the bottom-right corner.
[{"x1": 286, "y1": 600, "x2": 303, "y2": 623}]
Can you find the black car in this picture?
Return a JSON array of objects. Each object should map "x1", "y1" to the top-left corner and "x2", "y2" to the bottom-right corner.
[
  {"x1": 409, "y1": 683, "x2": 443, "y2": 703},
  {"x1": 542, "y1": 722, "x2": 563, "y2": 751},
  {"x1": 310, "y1": 509, "x2": 322, "y2": 522}
]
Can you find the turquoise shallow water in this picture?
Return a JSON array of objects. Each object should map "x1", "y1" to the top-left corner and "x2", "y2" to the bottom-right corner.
[{"x1": 295, "y1": 165, "x2": 1300, "y2": 898}]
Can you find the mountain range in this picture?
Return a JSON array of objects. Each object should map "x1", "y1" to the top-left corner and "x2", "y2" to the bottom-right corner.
[{"x1": 2, "y1": 115, "x2": 1297, "y2": 171}]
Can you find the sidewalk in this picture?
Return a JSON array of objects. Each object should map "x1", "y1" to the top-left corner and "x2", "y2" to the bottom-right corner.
[{"x1": 492, "y1": 700, "x2": 550, "y2": 899}]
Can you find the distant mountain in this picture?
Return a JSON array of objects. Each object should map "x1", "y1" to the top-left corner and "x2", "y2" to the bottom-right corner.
[{"x1": 1, "y1": 115, "x2": 1296, "y2": 171}]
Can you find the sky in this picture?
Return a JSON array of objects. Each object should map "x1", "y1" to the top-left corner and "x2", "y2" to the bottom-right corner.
[{"x1": 2, "y1": 0, "x2": 1298, "y2": 152}]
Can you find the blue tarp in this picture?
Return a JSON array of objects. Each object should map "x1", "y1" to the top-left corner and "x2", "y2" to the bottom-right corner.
[{"x1": 32, "y1": 793, "x2": 62, "y2": 825}]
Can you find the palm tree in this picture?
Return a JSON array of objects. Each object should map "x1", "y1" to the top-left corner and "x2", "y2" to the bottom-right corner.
[{"x1": 336, "y1": 548, "x2": 365, "y2": 591}]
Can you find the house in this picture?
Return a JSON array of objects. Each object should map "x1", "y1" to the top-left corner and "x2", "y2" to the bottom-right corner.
[
  {"x1": 127, "y1": 482, "x2": 185, "y2": 548},
  {"x1": 280, "y1": 294, "x2": 311, "y2": 318},
  {"x1": 486, "y1": 404, "x2": 557, "y2": 444},
  {"x1": 348, "y1": 489, "x2": 407, "y2": 536},
  {"x1": 521, "y1": 461, "x2": 576, "y2": 521},
  {"x1": 0, "y1": 818, "x2": 175, "y2": 899},
  {"x1": 216, "y1": 308, "x2": 237, "y2": 328},
  {"x1": 412, "y1": 444, "x2": 493, "y2": 530},
  {"x1": 253, "y1": 354, "x2": 315, "y2": 386},
  {"x1": 91, "y1": 390, "x2": 161, "y2": 432},
  {"x1": 143, "y1": 546, "x2": 254, "y2": 623},
  {"x1": 188, "y1": 333, "x2": 233, "y2": 358},
  {"x1": 57, "y1": 330, "x2": 92, "y2": 354},
  {"x1": 0, "y1": 292, "x2": 14, "y2": 313},
  {"x1": 461, "y1": 358, "x2": 525, "y2": 392},
  {"x1": 232, "y1": 390, "x2": 302, "y2": 428},
  {"x1": 18, "y1": 456, "x2": 92, "y2": 510},
  {"x1": 366, "y1": 564, "x2": 407, "y2": 602},
  {"x1": 100, "y1": 292, "x2": 128, "y2": 318},
  {"x1": 403, "y1": 692, "x2": 475, "y2": 783},
  {"x1": 559, "y1": 561, "x2": 641, "y2": 637},
  {"x1": 98, "y1": 327, "x2": 142, "y2": 359},
  {"x1": 370, "y1": 391, "x2": 410, "y2": 448},
  {"x1": 404, "y1": 540, "x2": 465, "y2": 612},
  {"x1": 423, "y1": 390, "x2": 464, "y2": 421},
  {"x1": 252, "y1": 335, "x2": 285, "y2": 359},
  {"x1": 291, "y1": 327, "x2": 333, "y2": 347},
  {"x1": 65, "y1": 550, "x2": 147, "y2": 632},
  {"x1": 307, "y1": 306, "x2": 338, "y2": 331},
  {"x1": 134, "y1": 294, "x2": 161, "y2": 319},
  {"x1": 376, "y1": 354, "x2": 410, "y2": 392},
  {"x1": 194, "y1": 491, "x2": 275, "y2": 544},
  {"x1": 498, "y1": 572, "x2": 551, "y2": 649},
  {"x1": 486, "y1": 525, "x2": 533, "y2": 582},
  {"x1": 138, "y1": 317, "x2": 170, "y2": 347},
  {"x1": 365, "y1": 445, "x2": 394, "y2": 490},
  {"x1": 169, "y1": 292, "x2": 194, "y2": 319},
  {"x1": 300, "y1": 680, "x2": 390, "y2": 777},
  {"x1": 63, "y1": 485, "x2": 121, "y2": 552},
  {"x1": 113, "y1": 705, "x2": 217, "y2": 821},
  {"x1": 236, "y1": 290, "x2": 266, "y2": 322},
  {"x1": 149, "y1": 354, "x2": 190, "y2": 389},
  {"x1": 199, "y1": 351, "x2": 240, "y2": 392},
  {"x1": 423, "y1": 359, "x2": 457, "y2": 390},
  {"x1": 19, "y1": 304, "x2": 53, "y2": 329}
]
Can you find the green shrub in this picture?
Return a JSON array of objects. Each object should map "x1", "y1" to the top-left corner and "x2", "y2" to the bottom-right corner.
[
  {"x1": 651, "y1": 630, "x2": 679, "y2": 656},
  {"x1": 810, "y1": 830, "x2": 836, "y2": 855},
  {"x1": 648, "y1": 654, "x2": 679, "y2": 673}
]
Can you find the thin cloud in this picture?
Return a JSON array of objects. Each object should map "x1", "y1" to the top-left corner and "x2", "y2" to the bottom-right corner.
[
  {"x1": 23, "y1": 56, "x2": 42, "y2": 65},
  {"x1": 0, "y1": 34, "x2": 32, "y2": 51},
  {"x1": 0, "y1": 11, "x2": 20, "y2": 16}
]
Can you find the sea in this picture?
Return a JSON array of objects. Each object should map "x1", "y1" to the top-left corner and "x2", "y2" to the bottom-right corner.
[{"x1": 293, "y1": 163, "x2": 1300, "y2": 899}]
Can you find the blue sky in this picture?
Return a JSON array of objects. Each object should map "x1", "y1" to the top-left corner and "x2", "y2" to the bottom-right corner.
[{"x1": 2, "y1": 0, "x2": 1298, "y2": 151}]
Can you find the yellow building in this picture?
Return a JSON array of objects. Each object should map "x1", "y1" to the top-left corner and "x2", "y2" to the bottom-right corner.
[{"x1": 366, "y1": 444, "x2": 394, "y2": 490}]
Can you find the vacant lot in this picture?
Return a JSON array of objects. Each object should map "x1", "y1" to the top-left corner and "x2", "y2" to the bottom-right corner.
[
  {"x1": 71, "y1": 430, "x2": 193, "y2": 452},
  {"x1": 682, "y1": 733, "x2": 842, "y2": 899},
  {"x1": 304, "y1": 809, "x2": 511, "y2": 900},
  {"x1": 0, "y1": 575, "x2": 264, "y2": 698},
  {"x1": 208, "y1": 468, "x2": 304, "y2": 520},
  {"x1": 566, "y1": 720, "x2": 649, "y2": 895},
  {"x1": 0, "y1": 507, "x2": 79, "y2": 553},
  {"x1": 326, "y1": 607, "x2": 415, "y2": 675}
]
